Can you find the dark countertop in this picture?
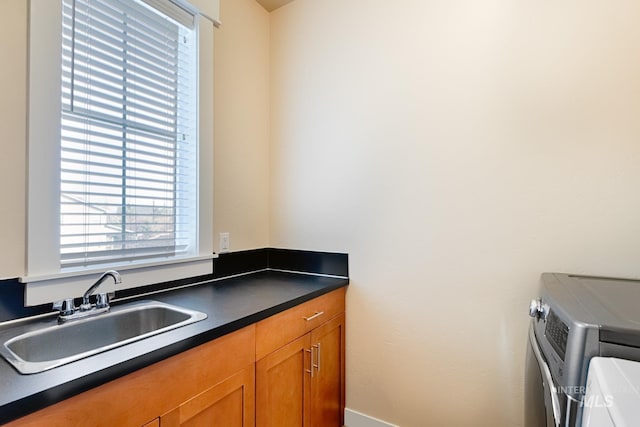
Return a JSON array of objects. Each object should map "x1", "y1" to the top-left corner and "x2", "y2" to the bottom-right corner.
[{"x1": 0, "y1": 270, "x2": 348, "y2": 425}]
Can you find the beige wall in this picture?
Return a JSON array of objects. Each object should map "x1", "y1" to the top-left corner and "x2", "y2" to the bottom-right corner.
[
  {"x1": 0, "y1": 0, "x2": 270, "y2": 279},
  {"x1": 214, "y1": 0, "x2": 270, "y2": 251},
  {"x1": 269, "y1": 0, "x2": 640, "y2": 426},
  {"x1": 0, "y1": 0, "x2": 27, "y2": 278},
  {"x1": 4, "y1": 0, "x2": 640, "y2": 424}
]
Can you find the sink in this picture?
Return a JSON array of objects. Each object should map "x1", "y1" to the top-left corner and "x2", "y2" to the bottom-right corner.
[{"x1": 0, "y1": 300, "x2": 207, "y2": 374}]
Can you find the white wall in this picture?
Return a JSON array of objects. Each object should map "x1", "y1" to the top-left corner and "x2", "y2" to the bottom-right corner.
[
  {"x1": 0, "y1": 0, "x2": 270, "y2": 279},
  {"x1": 269, "y1": 1, "x2": 640, "y2": 425}
]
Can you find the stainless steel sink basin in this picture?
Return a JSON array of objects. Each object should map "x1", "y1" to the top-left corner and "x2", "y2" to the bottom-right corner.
[{"x1": 0, "y1": 300, "x2": 207, "y2": 374}]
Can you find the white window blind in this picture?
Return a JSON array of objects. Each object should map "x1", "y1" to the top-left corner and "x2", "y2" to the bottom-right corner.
[
  {"x1": 60, "y1": 0, "x2": 198, "y2": 269},
  {"x1": 24, "y1": 0, "x2": 214, "y2": 304}
]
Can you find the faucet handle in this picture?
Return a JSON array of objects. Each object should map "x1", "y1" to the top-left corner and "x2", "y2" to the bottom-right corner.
[
  {"x1": 95, "y1": 293, "x2": 112, "y2": 309},
  {"x1": 53, "y1": 298, "x2": 75, "y2": 316}
]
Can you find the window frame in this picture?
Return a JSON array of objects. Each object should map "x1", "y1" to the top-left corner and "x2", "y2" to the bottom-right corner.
[{"x1": 22, "y1": 0, "x2": 215, "y2": 305}]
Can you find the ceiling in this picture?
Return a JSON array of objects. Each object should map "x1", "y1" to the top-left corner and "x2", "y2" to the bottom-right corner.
[{"x1": 255, "y1": 0, "x2": 297, "y2": 12}]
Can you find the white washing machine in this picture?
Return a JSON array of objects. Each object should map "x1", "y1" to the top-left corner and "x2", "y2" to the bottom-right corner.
[{"x1": 581, "y1": 357, "x2": 640, "y2": 427}]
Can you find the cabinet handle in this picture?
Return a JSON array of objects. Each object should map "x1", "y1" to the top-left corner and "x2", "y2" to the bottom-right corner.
[
  {"x1": 309, "y1": 344, "x2": 320, "y2": 375},
  {"x1": 306, "y1": 348, "x2": 314, "y2": 377},
  {"x1": 304, "y1": 311, "x2": 325, "y2": 321}
]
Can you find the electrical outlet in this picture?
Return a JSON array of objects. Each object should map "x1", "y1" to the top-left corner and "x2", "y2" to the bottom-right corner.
[{"x1": 219, "y1": 232, "x2": 230, "y2": 253}]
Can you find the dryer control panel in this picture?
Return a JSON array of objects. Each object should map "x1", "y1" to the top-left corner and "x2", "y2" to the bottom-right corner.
[{"x1": 546, "y1": 309, "x2": 569, "y2": 360}]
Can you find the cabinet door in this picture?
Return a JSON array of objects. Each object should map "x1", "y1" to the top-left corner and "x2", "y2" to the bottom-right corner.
[
  {"x1": 310, "y1": 314, "x2": 345, "y2": 427},
  {"x1": 256, "y1": 334, "x2": 311, "y2": 427},
  {"x1": 161, "y1": 364, "x2": 255, "y2": 427}
]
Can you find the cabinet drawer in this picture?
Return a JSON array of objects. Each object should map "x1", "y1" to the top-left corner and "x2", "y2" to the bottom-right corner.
[{"x1": 256, "y1": 288, "x2": 345, "y2": 360}]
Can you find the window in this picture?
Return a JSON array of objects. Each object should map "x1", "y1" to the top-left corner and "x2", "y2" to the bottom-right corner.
[
  {"x1": 24, "y1": 0, "x2": 218, "y2": 304},
  {"x1": 60, "y1": 0, "x2": 198, "y2": 268}
]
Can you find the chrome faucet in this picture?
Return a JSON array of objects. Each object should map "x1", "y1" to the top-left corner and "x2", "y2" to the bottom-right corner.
[
  {"x1": 53, "y1": 270, "x2": 122, "y2": 322},
  {"x1": 80, "y1": 270, "x2": 122, "y2": 311}
]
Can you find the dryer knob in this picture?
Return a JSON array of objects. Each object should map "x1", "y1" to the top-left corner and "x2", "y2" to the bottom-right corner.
[{"x1": 529, "y1": 298, "x2": 543, "y2": 318}]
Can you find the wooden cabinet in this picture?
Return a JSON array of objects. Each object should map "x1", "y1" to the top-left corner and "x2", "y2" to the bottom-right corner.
[
  {"x1": 310, "y1": 314, "x2": 345, "y2": 427},
  {"x1": 5, "y1": 326, "x2": 256, "y2": 427},
  {"x1": 4, "y1": 287, "x2": 346, "y2": 427},
  {"x1": 161, "y1": 364, "x2": 255, "y2": 427},
  {"x1": 255, "y1": 288, "x2": 345, "y2": 360},
  {"x1": 255, "y1": 288, "x2": 346, "y2": 427},
  {"x1": 256, "y1": 335, "x2": 311, "y2": 427}
]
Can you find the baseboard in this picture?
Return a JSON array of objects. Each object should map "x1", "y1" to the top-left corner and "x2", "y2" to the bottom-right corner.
[{"x1": 344, "y1": 408, "x2": 398, "y2": 427}]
